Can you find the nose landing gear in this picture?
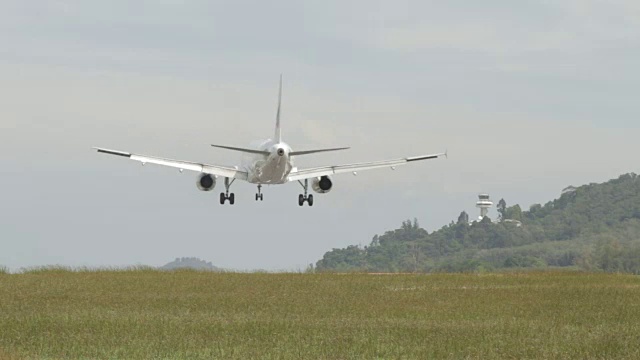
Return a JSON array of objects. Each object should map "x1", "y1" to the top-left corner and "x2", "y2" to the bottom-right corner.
[{"x1": 255, "y1": 185, "x2": 264, "y2": 201}]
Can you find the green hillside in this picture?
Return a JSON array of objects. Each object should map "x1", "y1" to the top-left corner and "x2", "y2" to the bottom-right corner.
[{"x1": 316, "y1": 173, "x2": 640, "y2": 273}]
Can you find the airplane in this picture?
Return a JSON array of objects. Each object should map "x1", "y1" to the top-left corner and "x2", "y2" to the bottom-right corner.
[{"x1": 93, "y1": 77, "x2": 447, "y2": 206}]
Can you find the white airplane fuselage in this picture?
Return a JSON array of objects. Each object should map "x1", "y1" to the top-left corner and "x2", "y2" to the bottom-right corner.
[{"x1": 241, "y1": 139, "x2": 294, "y2": 184}]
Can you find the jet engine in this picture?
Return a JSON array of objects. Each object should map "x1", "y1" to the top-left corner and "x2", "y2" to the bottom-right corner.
[
  {"x1": 196, "y1": 173, "x2": 216, "y2": 191},
  {"x1": 312, "y1": 176, "x2": 333, "y2": 194}
]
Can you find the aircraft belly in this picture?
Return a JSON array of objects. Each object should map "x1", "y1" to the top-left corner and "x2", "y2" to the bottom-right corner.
[{"x1": 248, "y1": 157, "x2": 291, "y2": 184}]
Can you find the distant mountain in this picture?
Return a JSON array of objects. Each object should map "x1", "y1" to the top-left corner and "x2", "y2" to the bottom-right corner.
[
  {"x1": 316, "y1": 173, "x2": 640, "y2": 274},
  {"x1": 160, "y1": 257, "x2": 221, "y2": 271}
]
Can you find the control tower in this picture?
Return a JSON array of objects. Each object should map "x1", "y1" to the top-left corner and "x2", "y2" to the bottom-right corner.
[{"x1": 476, "y1": 194, "x2": 493, "y2": 220}]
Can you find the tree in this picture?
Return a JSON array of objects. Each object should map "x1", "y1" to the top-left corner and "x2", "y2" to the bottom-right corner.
[
  {"x1": 504, "y1": 204, "x2": 523, "y2": 221},
  {"x1": 457, "y1": 211, "x2": 470, "y2": 224},
  {"x1": 316, "y1": 245, "x2": 366, "y2": 271},
  {"x1": 497, "y1": 199, "x2": 507, "y2": 220},
  {"x1": 402, "y1": 220, "x2": 411, "y2": 230}
]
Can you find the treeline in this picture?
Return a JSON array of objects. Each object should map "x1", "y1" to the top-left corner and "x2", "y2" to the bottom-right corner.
[
  {"x1": 316, "y1": 173, "x2": 640, "y2": 273},
  {"x1": 160, "y1": 257, "x2": 220, "y2": 271}
]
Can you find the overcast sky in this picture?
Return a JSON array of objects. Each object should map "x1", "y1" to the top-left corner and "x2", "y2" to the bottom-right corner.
[{"x1": 1, "y1": 1, "x2": 639, "y2": 271}]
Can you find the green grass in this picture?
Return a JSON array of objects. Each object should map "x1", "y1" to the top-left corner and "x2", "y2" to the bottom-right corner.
[{"x1": 1, "y1": 271, "x2": 639, "y2": 359}]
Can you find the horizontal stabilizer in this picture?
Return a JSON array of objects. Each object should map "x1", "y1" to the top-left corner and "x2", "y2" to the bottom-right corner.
[
  {"x1": 211, "y1": 144, "x2": 270, "y2": 156},
  {"x1": 290, "y1": 147, "x2": 350, "y2": 156}
]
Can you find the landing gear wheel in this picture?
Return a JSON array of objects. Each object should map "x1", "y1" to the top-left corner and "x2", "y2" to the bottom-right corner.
[
  {"x1": 220, "y1": 177, "x2": 236, "y2": 205},
  {"x1": 298, "y1": 179, "x2": 314, "y2": 207},
  {"x1": 260, "y1": 194, "x2": 264, "y2": 201},
  {"x1": 256, "y1": 193, "x2": 259, "y2": 201}
]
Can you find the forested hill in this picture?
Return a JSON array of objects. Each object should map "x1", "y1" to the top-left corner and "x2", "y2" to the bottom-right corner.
[
  {"x1": 160, "y1": 257, "x2": 221, "y2": 271},
  {"x1": 316, "y1": 173, "x2": 640, "y2": 273}
]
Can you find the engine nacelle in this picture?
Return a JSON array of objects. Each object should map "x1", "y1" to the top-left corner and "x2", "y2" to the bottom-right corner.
[
  {"x1": 312, "y1": 176, "x2": 333, "y2": 194},
  {"x1": 196, "y1": 173, "x2": 216, "y2": 191}
]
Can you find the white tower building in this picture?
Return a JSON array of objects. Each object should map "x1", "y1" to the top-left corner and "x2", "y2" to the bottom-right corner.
[{"x1": 476, "y1": 193, "x2": 493, "y2": 220}]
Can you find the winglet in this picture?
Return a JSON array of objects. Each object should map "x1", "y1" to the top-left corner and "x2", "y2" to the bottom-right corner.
[
  {"x1": 93, "y1": 147, "x2": 131, "y2": 158},
  {"x1": 275, "y1": 74, "x2": 283, "y2": 143}
]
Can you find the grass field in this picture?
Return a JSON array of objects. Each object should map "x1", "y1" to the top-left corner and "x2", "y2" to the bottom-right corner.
[{"x1": 1, "y1": 269, "x2": 639, "y2": 359}]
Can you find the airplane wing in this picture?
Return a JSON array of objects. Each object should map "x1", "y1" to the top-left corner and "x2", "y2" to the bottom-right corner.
[
  {"x1": 287, "y1": 152, "x2": 446, "y2": 182},
  {"x1": 93, "y1": 147, "x2": 248, "y2": 180}
]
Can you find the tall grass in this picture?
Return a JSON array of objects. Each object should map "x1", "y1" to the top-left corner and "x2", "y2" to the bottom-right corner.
[
  {"x1": 0, "y1": 271, "x2": 639, "y2": 359},
  {"x1": 18, "y1": 265, "x2": 165, "y2": 274}
]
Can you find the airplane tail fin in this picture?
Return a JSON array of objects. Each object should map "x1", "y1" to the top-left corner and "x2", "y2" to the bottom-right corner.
[{"x1": 275, "y1": 75, "x2": 282, "y2": 143}]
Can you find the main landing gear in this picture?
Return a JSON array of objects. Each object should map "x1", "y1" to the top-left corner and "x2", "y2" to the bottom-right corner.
[
  {"x1": 255, "y1": 184, "x2": 264, "y2": 201},
  {"x1": 220, "y1": 177, "x2": 235, "y2": 205},
  {"x1": 297, "y1": 179, "x2": 314, "y2": 206}
]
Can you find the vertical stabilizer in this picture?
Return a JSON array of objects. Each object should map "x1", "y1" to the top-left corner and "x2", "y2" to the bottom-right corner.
[{"x1": 275, "y1": 75, "x2": 282, "y2": 143}]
